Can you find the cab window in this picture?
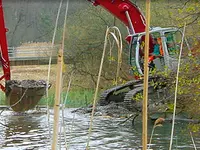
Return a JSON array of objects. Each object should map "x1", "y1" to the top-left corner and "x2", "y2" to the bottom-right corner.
[{"x1": 165, "y1": 31, "x2": 182, "y2": 56}]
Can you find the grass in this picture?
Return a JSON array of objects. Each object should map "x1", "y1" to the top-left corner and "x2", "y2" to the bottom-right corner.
[
  {"x1": 0, "y1": 91, "x2": 6, "y2": 105},
  {"x1": 38, "y1": 89, "x2": 95, "y2": 108}
]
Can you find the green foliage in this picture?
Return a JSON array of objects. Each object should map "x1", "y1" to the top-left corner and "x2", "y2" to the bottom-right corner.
[
  {"x1": 165, "y1": 46, "x2": 200, "y2": 120},
  {"x1": 166, "y1": 103, "x2": 174, "y2": 113},
  {"x1": 112, "y1": 77, "x2": 127, "y2": 86},
  {"x1": 0, "y1": 89, "x2": 94, "y2": 108},
  {"x1": 169, "y1": 1, "x2": 200, "y2": 40},
  {"x1": 63, "y1": 6, "x2": 131, "y2": 89},
  {"x1": 134, "y1": 93, "x2": 143, "y2": 102},
  {"x1": 38, "y1": 9, "x2": 55, "y2": 41},
  {"x1": 108, "y1": 56, "x2": 116, "y2": 62},
  {"x1": 38, "y1": 93, "x2": 54, "y2": 106},
  {"x1": 64, "y1": 89, "x2": 94, "y2": 107},
  {"x1": 0, "y1": 91, "x2": 6, "y2": 105},
  {"x1": 188, "y1": 124, "x2": 200, "y2": 133},
  {"x1": 135, "y1": 0, "x2": 176, "y2": 27}
]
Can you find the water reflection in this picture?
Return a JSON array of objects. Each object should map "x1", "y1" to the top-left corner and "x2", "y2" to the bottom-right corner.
[
  {"x1": 0, "y1": 110, "x2": 49, "y2": 149},
  {"x1": 0, "y1": 109, "x2": 199, "y2": 150}
]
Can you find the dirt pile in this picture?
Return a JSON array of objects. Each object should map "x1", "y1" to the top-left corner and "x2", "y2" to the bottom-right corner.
[
  {"x1": 5, "y1": 80, "x2": 50, "y2": 112},
  {"x1": 6, "y1": 80, "x2": 48, "y2": 88}
]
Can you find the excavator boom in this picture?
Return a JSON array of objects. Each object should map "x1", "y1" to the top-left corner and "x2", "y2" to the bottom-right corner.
[
  {"x1": 88, "y1": 0, "x2": 146, "y2": 34},
  {"x1": 88, "y1": 0, "x2": 154, "y2": 52},
  {"x1": 0, "y1": 0, "x2": 10, "y2": 91}
]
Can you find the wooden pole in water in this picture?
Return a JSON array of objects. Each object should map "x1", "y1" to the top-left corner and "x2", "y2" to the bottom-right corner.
[
  {"x1": 51, "y1": 0, "x2": 69, "y2": 149},
  {"x1": 51, "y1": 47, "x2": 63, "y2": 150},
  {"x1": 142, "y1": 0, "x2": 151, "y2": 150}
]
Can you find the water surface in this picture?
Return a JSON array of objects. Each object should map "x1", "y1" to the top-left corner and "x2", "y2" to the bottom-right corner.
[{"x1": 0, "y1": 109, "x2": 199, "y2": 150}]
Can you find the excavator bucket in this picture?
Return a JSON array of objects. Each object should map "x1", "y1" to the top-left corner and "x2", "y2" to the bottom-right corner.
[{"x1": 5, "y1": 80, "x2": 49, "y2": 112}]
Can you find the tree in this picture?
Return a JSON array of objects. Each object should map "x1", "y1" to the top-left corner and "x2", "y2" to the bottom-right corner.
[{"x1": 63, "y1": 5, "x2": 130, "y2": 89}]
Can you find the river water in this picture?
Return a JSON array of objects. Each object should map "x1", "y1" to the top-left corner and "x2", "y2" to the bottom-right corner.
[{"x1": 0, "y1": 108, "x2": 199, "y2": 150}]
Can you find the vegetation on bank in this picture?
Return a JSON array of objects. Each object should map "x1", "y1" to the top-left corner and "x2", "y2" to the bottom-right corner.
[{"x1": 38, "y1": 89, "x2": 94, "y2": 108}]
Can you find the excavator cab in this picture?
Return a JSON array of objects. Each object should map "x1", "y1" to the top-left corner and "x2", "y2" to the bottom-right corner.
[{"x1": 129, "y1": 27, "x2": 188, "y2": 76}]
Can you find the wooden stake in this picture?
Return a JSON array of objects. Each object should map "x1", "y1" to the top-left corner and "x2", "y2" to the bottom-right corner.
[
  {"x1": 169, "y1": 22, "x2": 186, "y2": 150},
  {"x1": 51, "y1": 48, "x2": 63, "y2": 150},
  {"x1": 51, "y1": 0, "x2": 69, "y2": 149},
  {"x1": 142, "y1": 0, "x2": 151, "y2": 150}
]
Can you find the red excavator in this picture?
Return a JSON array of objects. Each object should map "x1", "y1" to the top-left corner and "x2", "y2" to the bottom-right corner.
[
  {"x1": 0, "y1": 0, "x2": 189, "y2": 111},
  {"x1": 0, "y1": 0, "x2": 48, "y2": 112},
  {"x1": 87, "y1": 0, "x2": 189, "y2": 107}
]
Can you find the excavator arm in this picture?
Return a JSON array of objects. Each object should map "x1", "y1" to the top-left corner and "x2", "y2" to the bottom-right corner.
[
  {"x1": 88, "y1": 0, "x2": 153, "y2": 51},
  {"x1": 88, "y1": 0, "x2": 146, "y2": 38},
  {"x1": 0, "y1": 0, "x2": 11, "y2": 92}
]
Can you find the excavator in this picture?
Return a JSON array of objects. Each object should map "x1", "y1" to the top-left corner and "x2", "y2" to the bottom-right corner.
[
  {"x1": 87, "y1": 0, "x2": 189, "y2": 108},
  {"x1": 0, "y1": 0, "x2": 188, "y2": 112}
]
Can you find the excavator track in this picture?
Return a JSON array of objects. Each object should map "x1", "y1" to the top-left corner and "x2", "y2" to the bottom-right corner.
[
  {"x1": 98, "y1": 77, "x2": 159, "y2": 108},
  {"x1": 123, "y1": 84, "x2": 155, "y2": 111},
  {"x1": 98, "y1": 79, "x2": 143, "y2": 105},
  {"x1": 124, "y1": 85, "x2": 144, "y2": 111}
]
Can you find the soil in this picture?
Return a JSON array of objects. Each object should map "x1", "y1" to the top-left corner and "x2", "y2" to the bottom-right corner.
[
  {"x1": 6, "y1": 80, "x2": 48, "y2": 88},
  {"x1": 5, "y1": 79, "x2": 50, "y2": 98}
]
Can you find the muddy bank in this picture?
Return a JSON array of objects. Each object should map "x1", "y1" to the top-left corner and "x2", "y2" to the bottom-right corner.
[
  {"x1": 72, "y1": 100, "x2": 165, "y2": 118},
  {"x1": 72, "y1": 101, "x2": 134, "y2": 118},
  {"x1": 72, "y1": 101, "x2": 200, "y2": 125},
  {"x1": 72, "y1": 88, "x2": 167, "y2": 118}
]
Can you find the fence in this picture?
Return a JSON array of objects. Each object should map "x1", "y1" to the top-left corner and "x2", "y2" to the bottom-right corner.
[
  {"x1": 8, "y1": 46, "x2": 58, "y2": 60},
  {"x1": 7, "y1": 46, "x2": 60, "y2": 65}
]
